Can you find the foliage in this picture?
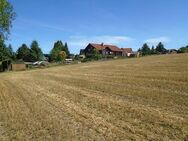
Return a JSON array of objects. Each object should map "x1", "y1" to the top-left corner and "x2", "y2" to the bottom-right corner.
[
  {"x1": 62, "y1": 42, "x2": 70, "y2": 56},
  {"x1": 74, "y1": 54, "x2": 80, "y2": 60},
  {"x1": 140, "y1": 43, "x2": 151, "y2": 56},
  {"x1": 57, "y1": 51, "x2": 66, "y2": 62},
  {"x1": 0, "y1": 38, "x2": 8, "y2": 61},
  {"x1": 0, "y1": 38, "x2": 15, "y2": 61},
  {"x1": 139, "y1": 42, "x2": 166, "y2": 56},
  {"x1": 50, "y1": 41, "x2": 64, "y2": 62},
  {"x1": 30, "y1": 40, "x2": 44, "y2": 61},
  {"x1": 50, "y1": 41, "x2": 70, "y2": 62},
  {"x1": 156, "y1": 42, "x2": 166, "y2": 54},
  {"x1": 16, "y1": 44, "x2": 32, "y2": 62},
  {"x1": 0, "y1": 0, "x2": 16, "y2": 38},
  {"x1": 85, "y1": 48, "x2": 102, "y2": 61},
  {"x1": 151, "y1": 46, "x2": 156, "y2": 55},
  {"x1": 178, "y1": 46, "x2": 188, "y2": 53}
]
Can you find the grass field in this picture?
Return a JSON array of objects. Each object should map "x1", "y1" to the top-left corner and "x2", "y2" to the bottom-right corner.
[{"x1": 0, "y1": 54, "x2": 188, "y2": 140}]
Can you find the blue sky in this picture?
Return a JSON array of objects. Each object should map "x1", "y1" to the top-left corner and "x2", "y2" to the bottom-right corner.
[{"x1": 7, "y1": 0, "x2": 188, "y2": 54}]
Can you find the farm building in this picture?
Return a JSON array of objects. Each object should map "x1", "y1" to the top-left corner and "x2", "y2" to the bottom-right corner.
[
  {"x1": 121, "y1": 48, "x2": 133, "y2": 56},
  {"x1": 167, "y1": 49, "x2": 178, "y2": 54},
  {"x1": 0, "y1": 59, "x2": 11, "y2": 72},
  {"x1": 11, "y1": 63, "x2": 26, "y2": 71},
  {"x1": 0, "y1": 60, "x2": 27, "y2": 72},
  {"x1": 82, "y1": 43, "x2": 137, "y2": 57},
  {"x1": 84, "y1": 43, "x2": 122, "y2": 56}
]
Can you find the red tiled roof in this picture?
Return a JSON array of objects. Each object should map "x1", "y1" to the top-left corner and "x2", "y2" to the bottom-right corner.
[
  {"x1": 89, "y1": 43, "x2": 122, "y2": 51},
  {"x1": 90, "y1": 43, "x2": 105, "y2": 50},
  {"x1": 105, "y1": 45, "x2": 122, "y2": 52},
  {"x1": 121, "y1": 48, "x2": 133, "y2": 53}
]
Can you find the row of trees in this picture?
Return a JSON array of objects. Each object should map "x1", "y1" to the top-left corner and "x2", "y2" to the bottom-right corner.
[
  {"x1": 16, "y1": 41, "x2": 43, "y2": 62},
  {"x1": 0, "y1": 38, "x2": 70, "y2": 62},
  {"x1": 138, "y1": 42, "x2": 167, "y2": 56},
  {"x1": 139, "y1": 42, "x2": 188, "y2": 56},
  {"x1": 0, "y1": 40, "x2": 44, "y2": 62},
  {"x1": 178, "y1": 45, "x2": 188, "y2": 53}
]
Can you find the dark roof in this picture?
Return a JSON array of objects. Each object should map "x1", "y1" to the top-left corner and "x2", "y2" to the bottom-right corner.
[
  {"x1": 121, "y1": 48, "x2": 133, "y2": 53},
  {"x1": 89, "y1": 43, "x2": 106, "y2": 50},
  {"x1": 105, "y1": 45, "x2": 122, "y2": 52},
  {"x1": 89, "y1": 43, "x2": 122, "y2": 51}
]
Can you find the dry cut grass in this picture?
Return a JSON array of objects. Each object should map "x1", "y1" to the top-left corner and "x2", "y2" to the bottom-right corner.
[{"x1": 0, "y1": 54, "x2": 188, "y2": 140}]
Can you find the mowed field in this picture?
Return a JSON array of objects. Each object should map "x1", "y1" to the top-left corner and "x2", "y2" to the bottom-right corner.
[{"x1": 0, "y1": 54, "x2": 188, "y2": 141}]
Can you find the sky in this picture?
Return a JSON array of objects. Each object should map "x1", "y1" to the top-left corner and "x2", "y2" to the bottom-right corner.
[{"x1": 7, "y1": 0, "x2": 188, "y2": 54}]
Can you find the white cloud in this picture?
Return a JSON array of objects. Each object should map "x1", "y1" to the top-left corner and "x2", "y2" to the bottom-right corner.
[
  {"x1": 145, "y1": 37, "x2": 170, "y2": 45},
  {"x1": 68, "y1": 35, "x2": 133, "y2": 47},
  {"x1": 18, "y1": 18, "x2": 65, "y2": 32}
]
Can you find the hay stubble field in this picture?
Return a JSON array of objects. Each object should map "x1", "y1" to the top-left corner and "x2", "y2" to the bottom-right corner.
[{"x1": 0, "y1": 54, "x2": 188, "y2": 140}]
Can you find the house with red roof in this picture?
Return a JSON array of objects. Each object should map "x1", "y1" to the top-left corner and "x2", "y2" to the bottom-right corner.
[
  {"x1": 82, "y1": 43, "x2": 135, "y2": 57},
  {"x1": 121, "y1": 48, "x2": 133, "y2": 57}
]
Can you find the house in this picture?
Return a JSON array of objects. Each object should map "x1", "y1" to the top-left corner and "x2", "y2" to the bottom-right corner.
[
  {"x1": 83, "y1": 43, "x2": 123, "y2": 56},
  {"x1": 167, "y1": 49, "x2": 177, "y2": 54},
  {"x1": 80, "y1": 49, "x2": 85, "y2": 55},
  {"x1": 121, "y1": 48, "x2": 133, "y2": 57}
]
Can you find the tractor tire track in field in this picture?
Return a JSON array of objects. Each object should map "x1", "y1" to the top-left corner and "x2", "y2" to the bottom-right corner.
[{"x1": 0, "y1": 54, "x2": 188, "y2": 140}]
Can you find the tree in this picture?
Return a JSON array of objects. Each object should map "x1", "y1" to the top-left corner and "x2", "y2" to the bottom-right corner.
[
  {"x1": 7, "y1": 44, "x2": 16, "y2": 60},
  {"x1": 0, "y1": 39, "x2": 16, "y2": 61},
  {"x1": 50, "y1": 40, "x2": 64, "y2": 62},
  {"x1": 62, "y1": 42, "x2": 70, "y2": 56},
  {"x1": 178, "y1": 46, "x2": 188, "y2": 53},
  {"x1": 141, "y1": 43, "x2": 151, "y2": 56},
  {"x1": 151, "y1": 46, "x2": 156, "y2": 55},
  {"x1": 156, "y1": 42, "x2": 166, "y2": 54},
  {"x1": 16, "y1": 44, "x2": 31, "y2": 61},
  {"x1": 0, "y1": 0, "x2": 16, "y2": 39},
  {"x1": 57, "y1": 51, "x2": 66, "y2": 62},
  {"x1": 0, "y1": 38, "x2": 8, "y2": 61},
  {"x1": 30, "y1": 40, "x2": 44, "y2": 61}
]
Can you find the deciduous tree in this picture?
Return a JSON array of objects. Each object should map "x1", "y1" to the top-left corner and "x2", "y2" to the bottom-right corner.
[
  {"x1": 50, "y1": 40, "x2": 64, "y2": 62},
  {"x1": 0, "y1": 0, "x2": 16, "y2": 39}
]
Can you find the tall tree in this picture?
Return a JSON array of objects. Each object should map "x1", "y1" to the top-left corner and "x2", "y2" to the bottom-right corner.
[
  {"x1": 151, "y1": 46, "x2": 156, "y2": 55},
  {"x1": 178, "y1": 45, "x2": 188, "y2": 53},
  {"x1": 141, "y1": 43, "x2": 151, "y2": 56},
  {"x1": 16, "y1": 44, "x2": 31, "y2": 61},
  {"x1": 30, "y1": 40, "x2": 44, "y2": 61},
  {"x1": 7, "y1": 44, "x2": 16, "y2": 60},
  {"x1": 156, "y1": 42, "x2": 166, "y2": 54},
  {"x1": 0, "y1": 0, "x2": 16, "y2": 39},
  {"x1": 0, "y1": 38, "x2": 8, "y2": 61},
  {"x1": 62, "y1": 42, "x2": 70, "y2": 56},
  {"x1": 0, "y1": 39, "x2": 16, "y2": 61},
  {"x1": 50, "y1": 40, "x2": 64, "y2": 62}
]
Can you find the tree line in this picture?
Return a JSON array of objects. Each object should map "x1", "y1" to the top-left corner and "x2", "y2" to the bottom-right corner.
[
  {"x1": 138, "y1": 42, "x2": 188, "y2": 56},
  {"x1": 0, "y1": 38, "x2": 70, "y2": 62},
  {"x1": 138, "y1": 42, "x2": 167, "y2": 56}
]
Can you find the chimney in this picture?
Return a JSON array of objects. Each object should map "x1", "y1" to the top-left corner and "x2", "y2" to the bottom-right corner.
[{"x1": 101, "y1": 42, "x2": 104, "y2": 46}]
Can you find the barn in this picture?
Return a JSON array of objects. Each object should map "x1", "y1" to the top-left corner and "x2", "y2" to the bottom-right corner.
[{"x1": 0, "y1": 59, "x2": 11, "y2": 72}]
